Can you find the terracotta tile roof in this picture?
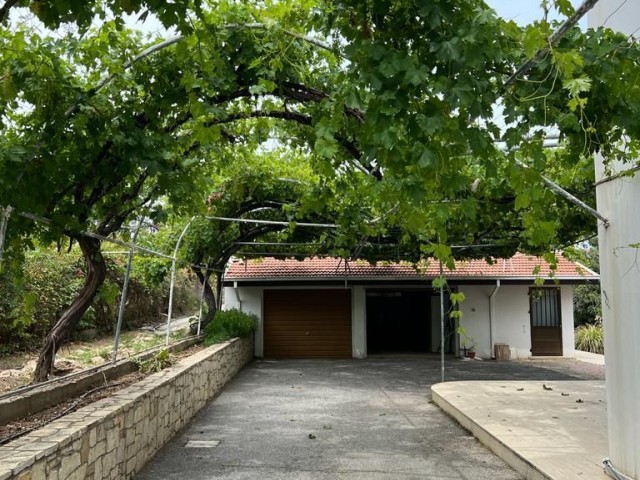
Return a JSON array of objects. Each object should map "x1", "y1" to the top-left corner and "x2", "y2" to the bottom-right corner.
[{"x1": 225, "y1": 253, "x2": 599, "y2": 281}]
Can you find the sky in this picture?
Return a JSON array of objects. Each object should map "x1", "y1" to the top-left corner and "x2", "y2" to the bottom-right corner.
[{"x1": 485, "y1": 0, "x2": 587, "y2": 26}]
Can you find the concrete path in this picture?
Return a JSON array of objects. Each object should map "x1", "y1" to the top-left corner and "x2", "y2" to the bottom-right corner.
[
  {"x1": 136, "y1": 358, "x2": 597, "y2": 480},
  {"x1": 433, "y1": 360, "x2": 608, "y2": 480}
]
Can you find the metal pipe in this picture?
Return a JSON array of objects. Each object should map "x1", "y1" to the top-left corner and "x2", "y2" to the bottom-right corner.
[
  {"x1": 514, "y1": 158, "x2": 610, "y2": 226},
  {"x1": 205, "y1": 215, "x2": 337, "y2": 228},
  {"x1": 112, "y1": 220, "x2": 143, "y2": 363},
  {"x1": 165, "y1": 216, "x2": 196, "y2": 345},
  {"x1": 234, "y1": 242, "x2": 323, "y2": 246},
  {"x1": 502, "y1": 0, "x2": 601, "y2": 89},
  {"x1": 439, "y1": 261, "x2": 445, "y2": 383},
  {"x1": 16, "y1": 211, "x2": 174, "y2": 260},
  {"x1": 489, "y1": 280, "x2": 501, "y2": 359}
]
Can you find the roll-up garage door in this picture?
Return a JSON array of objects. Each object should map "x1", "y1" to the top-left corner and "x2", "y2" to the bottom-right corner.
[{"x1": 263, "y1": 289, "x2": 352, "y2": 358}]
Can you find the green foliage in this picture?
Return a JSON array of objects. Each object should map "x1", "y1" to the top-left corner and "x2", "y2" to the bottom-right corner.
[
  {"x1": 0, "y1": 247, "x2": 85, "y2": 351},
  {"x1": 203, "y1": 308, "x2": 257, "y2": 346},
  {"x1": 3, "y1": 0, "x2": 640, "y2": 364},
  {"x1": 0, "y1": 246, "x2": 198, "y2": 354},
  {"x1": 566, "y1": 243, "x2": 601, "y2": 326},
  {"x1": 135, "y1": 349, "x2": 173, "y2": 374},
  {"x1": 575, "y1": 322, "x2": 604, "y2": 354},
  {"x1": 456, "y1": 325, "x2": 475, "y2": 351}
]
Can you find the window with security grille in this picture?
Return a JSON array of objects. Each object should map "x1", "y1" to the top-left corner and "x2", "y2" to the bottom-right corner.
[{"x1": 530, "y1": 288, "x2": 562, "y2": 327}]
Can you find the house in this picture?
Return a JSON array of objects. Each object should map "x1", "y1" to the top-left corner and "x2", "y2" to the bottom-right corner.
[{"x1": 222, "y1": 254, "x2": 599, "y2": 360}]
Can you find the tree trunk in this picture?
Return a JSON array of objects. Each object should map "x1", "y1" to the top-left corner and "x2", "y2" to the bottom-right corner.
[
  {"x1": 194, "y1": 269, "x2": 218, "y2": 330},
  {"x1": 33, "y1": 236, "x2": 106, "y2": 383}
]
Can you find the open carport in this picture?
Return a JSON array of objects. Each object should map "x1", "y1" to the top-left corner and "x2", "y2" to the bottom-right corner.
[{"x1": 135, "y1": 358, "x2": 594, "y2": 480}]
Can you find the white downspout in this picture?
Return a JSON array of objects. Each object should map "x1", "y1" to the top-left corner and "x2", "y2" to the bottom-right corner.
[
  {"x1": 489, "y1": 280, "x2": 501, "y2": 358},
  {"x1": 233, "y1": 281, "x2": 243, "y2": 312}
]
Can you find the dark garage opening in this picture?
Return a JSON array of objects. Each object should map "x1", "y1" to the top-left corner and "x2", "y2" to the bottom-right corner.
[{"x1": 366, "y1": 290, "x2": 433, "y2": 354}]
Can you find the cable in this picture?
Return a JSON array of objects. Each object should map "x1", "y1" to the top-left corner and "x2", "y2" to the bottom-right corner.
[{"x1": 601, "y1": 0, "x2": 629, "y2": 27}]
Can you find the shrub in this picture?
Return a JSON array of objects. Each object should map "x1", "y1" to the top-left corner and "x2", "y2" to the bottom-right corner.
[
  {"x1": 575, "y1": 321, "x2": 604, "y2": 354},
  {"x1": 0, "y1": 246, "x2": 199, "y2": 354},
  {"x1": 135, "y1": 349, "x2": 173, "y2": 374},
  {"x1": 203, "y1": 309, "x2": 257, "y2": 346}
]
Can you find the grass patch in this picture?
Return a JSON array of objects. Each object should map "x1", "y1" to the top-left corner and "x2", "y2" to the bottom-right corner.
[{"x1": 135, "y1": 349, "x2": 173, "y2": 374}]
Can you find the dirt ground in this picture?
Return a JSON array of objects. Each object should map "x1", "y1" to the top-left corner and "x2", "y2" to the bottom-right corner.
[
  {"x1": 0, "y1": 342, "x2": 205, "y2": 445},
  {"x1": 0, "y1": 327, "x2": 191, "y2": 392}
]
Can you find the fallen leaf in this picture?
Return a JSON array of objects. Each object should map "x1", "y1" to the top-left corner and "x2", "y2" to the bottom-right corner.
[{"x1": 543, "y1": 384, "x2": 553, "y2": 391}]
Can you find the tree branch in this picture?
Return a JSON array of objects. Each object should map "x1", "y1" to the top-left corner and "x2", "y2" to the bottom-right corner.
[{"x1": 0, "y1": 0, "x2": 19, "y2": 24}]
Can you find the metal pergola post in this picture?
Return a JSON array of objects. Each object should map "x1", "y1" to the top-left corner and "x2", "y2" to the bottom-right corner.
[
  {"x1": 165, "y1": 216, "x2": 196, "y2": 345},
  {"x1": 439, "y1": 260, "x2": 445, "y2": 384},
  {"x1": 112, "y1": 220, "x2": 143, "y2": 363}
]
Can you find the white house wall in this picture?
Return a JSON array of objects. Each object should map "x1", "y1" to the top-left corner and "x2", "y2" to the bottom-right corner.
[
  {"x1": 223, "y1": 286, "x2": 263, "y2": 356},
  {"x1": 224, "y1": 283, "x2": 576, "y2": 359},
  {"x1": 458, "y1": 284, "x2": 576, "y2": 359},
  {"x1": 560, "y1": 286, "x2": 575, "y2": 358},
  {"x1": 458, "y1": 285, "x2": 494, "y2": 358}
]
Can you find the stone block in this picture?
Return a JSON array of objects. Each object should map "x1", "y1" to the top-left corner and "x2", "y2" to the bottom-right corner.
[
  {"x1": 93, "y1": 457, "x2": 102, "y2": 480},
  {"x1": 105, "y1": 427, "x2": 118, "y2": 453},
  {"x1": 30, "y1": 461, "x2": 46, "y2": 480},
  {"x1": 10, "y1": 454, "x2": 36, "y2": 474},
  {"x1": 59, "y1": 452, "x2": 80, "y2": 480},
  {"x1": 80, "y1": 435, "x2": 90, "y2": 464},
  {"x1": 15, "y1": 470, "x2": 31, "y2": 480},
  {"x1": 101, "y1": 451, "x2": 115, "y2": 475},
  {"x1": 88, "y1": 428, "x2": 97, "y2": 448}
]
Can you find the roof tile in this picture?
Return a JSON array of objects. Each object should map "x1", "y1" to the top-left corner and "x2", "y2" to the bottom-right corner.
[{"x1": 225, "y1": 253, "x2": 598, "y2": 281}]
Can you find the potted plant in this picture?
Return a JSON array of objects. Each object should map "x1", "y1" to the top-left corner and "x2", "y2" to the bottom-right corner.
[{"x1": 456, "y1": 326, "x2": 476, "y2": 359}]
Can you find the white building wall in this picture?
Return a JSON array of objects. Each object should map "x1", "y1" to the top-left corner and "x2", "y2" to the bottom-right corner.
[
  {"x1": 223, "y1": 286, "x2": 263, "y2": 356},
  {"x1": 560, "y1": 285, "x2": 575, "y2": 358},
  {"x1": 493, "y1": 285, "x2": 532, "y2": 359},
  {"x1": 459, "y1": 284, "x2": 576, "y2": 359},
  {"x1": 225, "y1": 283, "x2": 576, "y2": 360},
  {"x1": 457, "y1": 285, "x2": 493, "y2": 359}
]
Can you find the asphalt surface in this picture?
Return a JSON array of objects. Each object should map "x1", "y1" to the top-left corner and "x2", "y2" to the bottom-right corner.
[{"x1": 136, "y1": 357, "x2": 596, "y2": 480}]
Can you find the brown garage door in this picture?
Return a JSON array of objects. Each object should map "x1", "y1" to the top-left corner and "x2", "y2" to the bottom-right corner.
[{"x1": 264, "y1": 289, "x2": 352, "y2": 358}]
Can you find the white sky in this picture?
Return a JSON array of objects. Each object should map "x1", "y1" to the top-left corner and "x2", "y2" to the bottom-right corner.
[{"x1": 485, "y1": 0, "x2": 587, "y2": 26}]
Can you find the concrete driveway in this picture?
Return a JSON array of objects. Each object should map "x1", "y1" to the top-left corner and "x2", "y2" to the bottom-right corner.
[{"x1": 136, "y1": 358, "x2": 588, "y2": 480}]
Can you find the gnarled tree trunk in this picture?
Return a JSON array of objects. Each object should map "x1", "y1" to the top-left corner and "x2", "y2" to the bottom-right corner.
[
  {"x1": 193, "y1": 270, "x2": 221, "y2": 332},
  {"x1": 33, "y1": 236, "x2": 106, "y2": 383}
]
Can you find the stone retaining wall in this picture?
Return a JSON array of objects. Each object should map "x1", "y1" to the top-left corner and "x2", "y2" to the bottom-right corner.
[
  {"x1": 0, "y1": 337, "x2": 202, "y2": 426},
  {"x1": 0, "y1": 337, "x2": 254, "y2": 480}
]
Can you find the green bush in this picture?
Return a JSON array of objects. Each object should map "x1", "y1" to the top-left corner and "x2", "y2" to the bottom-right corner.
[
  {"x1": 203, "y1": 309, "x2": 257, "y2": 346},
  {"x1": 0, "y1": 246, "x2": 199, "y2": 354},
  {"x1": 575, "y1": 322, "x2": 604, "y2": 354},
  {"x1": 135, "y1": 349, "x2": 173, "y2": 374}
]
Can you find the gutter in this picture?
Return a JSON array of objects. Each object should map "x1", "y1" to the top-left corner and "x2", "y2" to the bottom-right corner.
[{"x1": 489, "y1": 280, "x2": 501, "y2": 358}]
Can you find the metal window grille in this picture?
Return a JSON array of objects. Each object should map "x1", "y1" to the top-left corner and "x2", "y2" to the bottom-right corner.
[{"x1": 530, "y1": 288, "x2": 561, "y2": 327}]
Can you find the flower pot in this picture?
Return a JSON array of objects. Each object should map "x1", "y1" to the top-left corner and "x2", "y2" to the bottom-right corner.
[{"x1": 467, "y1": 351, "x2": 476, "y2": 359}]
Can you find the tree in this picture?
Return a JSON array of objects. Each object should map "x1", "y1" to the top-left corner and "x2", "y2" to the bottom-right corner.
[
  {"x1": 0, "y1": 0, "x2": 201, "y2": 32},
  {"x1": 0, "y1": 2, "x2": 368, "y2": 380},
  {"x1": 3, "y1": 0, "x2": 640, "y2": 381}
]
